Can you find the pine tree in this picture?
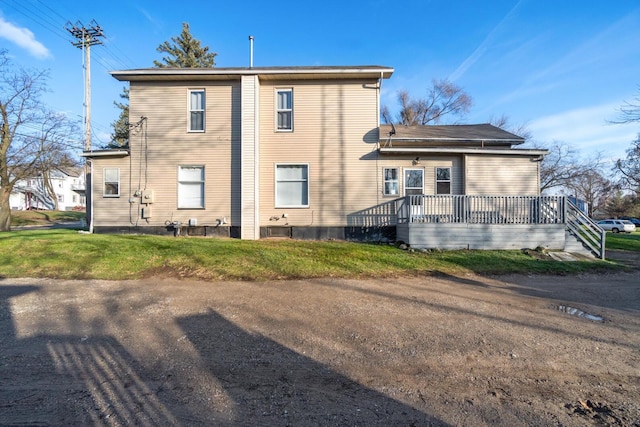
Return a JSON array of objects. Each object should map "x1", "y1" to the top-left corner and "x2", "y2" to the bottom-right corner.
[
  {"x1": 153, "y1": 22, "x2": 217, "y2": 68},
  {"x1": 108, "y1": 87, "x2": 129, "y2": 148}
]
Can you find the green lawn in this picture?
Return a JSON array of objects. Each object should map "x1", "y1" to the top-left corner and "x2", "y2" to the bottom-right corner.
[
  {"x1": 605, "y1": 231, "x2": 640, "y2": 251},
  {"x1": 0, "y1": 229, "x2": 623, "y2": 281},
  {"x1": 10, "y1": 210, "x2": 86, "y2": 226}
]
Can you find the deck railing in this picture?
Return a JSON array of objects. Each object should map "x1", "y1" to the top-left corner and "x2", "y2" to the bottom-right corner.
[
  {"x1": 397, "y1": 195, "x2": 566, "y2": 225},
  {"x1": 565, "y1": 200, "x2": 605, "y2": 259}
]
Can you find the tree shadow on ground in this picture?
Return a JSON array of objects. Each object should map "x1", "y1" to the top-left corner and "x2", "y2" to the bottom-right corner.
[
  {"x1": 177, "y1": 309, "x2": 446, "y2": 426},
  {"x1": 0, "y1": 284, "x2": 447, "y2": 426}
]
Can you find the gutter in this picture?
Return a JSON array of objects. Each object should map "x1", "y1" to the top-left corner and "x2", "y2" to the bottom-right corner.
[
  {"x1": 379, "y1": 147, "x2": 548, "y2": 156},
  {"x1": 80, "y1": 150, "x2": 129, "y2": 158}
]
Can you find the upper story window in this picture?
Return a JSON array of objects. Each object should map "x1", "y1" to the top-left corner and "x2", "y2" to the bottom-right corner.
[
  {"x1": 383, "y1": 168, "x2": 399, "y2": 196},
  {"x1": 276, "y1": 88, "x2": 293, "y2": 131},
  {"x1": 189, "y1": 89, "x2": 205, "y2": 132},
  {"x1": 103, "y1": 168, "x2": 120, "y2": 197},
  {"x1": 436, "y1": 167, "x2": 451, "y2": 195}
]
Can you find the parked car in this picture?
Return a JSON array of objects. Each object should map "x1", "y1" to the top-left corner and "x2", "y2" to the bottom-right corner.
[
  {"x1": 619, "y1": 216, "x2": 640, "y2": 226},
  {"x1": 596, "y1": 219, "x2": 636, "y2": 233}
]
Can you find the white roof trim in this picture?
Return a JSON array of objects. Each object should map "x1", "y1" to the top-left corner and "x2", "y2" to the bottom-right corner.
[
  {"x1": 111, "y1": 66, "x2": 394, "y2": 81},
  {"x1": 80, "y1": 150, "x2": 129, "y2": 158},
  {"x1": 379, "y1": 147, "x2": 548, "y2": 156}
]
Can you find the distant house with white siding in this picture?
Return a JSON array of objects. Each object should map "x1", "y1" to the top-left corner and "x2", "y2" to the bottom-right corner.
[
  {"x1": 80, "y1": 65, "x2": 604, "y2": 257},
  {"x1": 10, "y1": 168, "x2": 86, "y2": 211}
]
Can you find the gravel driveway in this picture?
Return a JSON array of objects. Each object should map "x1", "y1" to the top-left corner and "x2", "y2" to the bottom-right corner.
[{"x1": 1, "y1": 268, "x2": 639, "y2": 426}]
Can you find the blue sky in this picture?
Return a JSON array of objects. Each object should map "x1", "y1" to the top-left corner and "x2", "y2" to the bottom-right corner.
[{"x1": 1, "y1": 0, "x2": 639, "y2": 164}]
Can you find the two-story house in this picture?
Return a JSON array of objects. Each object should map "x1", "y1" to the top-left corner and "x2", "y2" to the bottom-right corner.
[
  {"x1": 82, "y1": 66, "x2": 603, "y2": 257},
  {"x1": 10, "y1": 168, "x2": 86, "y2": 211}
]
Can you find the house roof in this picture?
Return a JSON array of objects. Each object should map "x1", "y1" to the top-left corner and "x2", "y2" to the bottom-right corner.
[
  {"x1": 80, "y1": 149, "x2": 129, "y2": 158},
  {"x1": 379, "y1": 123, "x2": 525, "y2": 145},
  {"x1": 378, "y1": 124, "x2": 547, "y2": 157},
  {"x1": 111, "y1": 66, "x2": 394, "y2": 82}
]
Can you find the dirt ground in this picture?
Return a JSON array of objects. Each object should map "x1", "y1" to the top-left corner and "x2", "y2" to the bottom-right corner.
[{"x1": 1, "y1": 257, "x2": 639, "y2": 426}]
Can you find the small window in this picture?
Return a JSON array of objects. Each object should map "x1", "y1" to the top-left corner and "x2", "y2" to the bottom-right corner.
[
  {"x1": 104, "y1": 168, "x2": 120, "y2": 197},
  {"x1": 189, "y1": 89, "x2": 205, "y2": 132},
  {"x1": 383, "y1": 168, "x2": 399, "y2": 196},
  {"x1": 57, "y1": 194, "x2": 64, "y2": 202},
  {"x1": 275, "y1": 164, "x2": 308, "y2": 207},
  {"x1": 178, "y1": 166, "x2": 205, "y2": 208},
  {"x1": 276, "y1": 89, "x2": 293, "y2": 131},
  {"x1": 436, "y1": 167, "x2": 451, "y2": 195}
]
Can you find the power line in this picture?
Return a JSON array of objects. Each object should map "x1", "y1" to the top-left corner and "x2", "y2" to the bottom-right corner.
[{"x1": 65, "y1": 20, "x2": 104, "y2": 152}]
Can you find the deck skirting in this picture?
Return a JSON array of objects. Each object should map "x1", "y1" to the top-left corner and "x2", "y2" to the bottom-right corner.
[{"x1": 397, "y1": 223, "x2": 566, "y2": 250}]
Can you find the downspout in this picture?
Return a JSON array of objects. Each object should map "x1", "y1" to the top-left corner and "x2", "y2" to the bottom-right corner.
[
  {"x1": 376, "y1": 71, "x2": 382, "y2": 206},
  {"x1": 89, "y1": 159, "x2": 94, "y2": 234}
]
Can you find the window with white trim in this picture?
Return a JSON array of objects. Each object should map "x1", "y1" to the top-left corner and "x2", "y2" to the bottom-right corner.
[
  {"x1": 276, "y1": 88, "x2": 293, "y2": 131},
  {"x1": 383, "y1": 168, "x2": 399, "y2": 196},
  {"x1": 178, "y1": 165, "x2": 205, "y2": 208},
  {"x1": 275, "y1": 164, "x2": 308, "y2": 207},
  {"x1": 436, "y1": 167, "x2": 451, "y2": 195},
  {"x1": 189, "y1": 89, "x2": 205, "y2": 132},
  {"x1": 404, "y1": 168, "x2": 424, "y2": 196},
  {"x1": 103, "y1": 168, "x2": 120, "y2": 197}
]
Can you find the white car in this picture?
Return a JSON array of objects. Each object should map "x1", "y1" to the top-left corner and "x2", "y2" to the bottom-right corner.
[{"x1": 597, "y1": 219, "x2": 636, "y2": 233}]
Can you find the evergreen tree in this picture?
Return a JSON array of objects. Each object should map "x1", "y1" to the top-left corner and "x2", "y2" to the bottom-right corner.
[
  {"x1": 153, "y1": 22, "x2": 217, "y2": 68},
  {"x1": 108, "y1": 87, "x2": 129, "y2": 148}
]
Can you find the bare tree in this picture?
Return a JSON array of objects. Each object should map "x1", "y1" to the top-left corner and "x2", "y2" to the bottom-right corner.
[
  {"x1": 0, "y1": 50, "x2": 81, "y2": 230},
  {"x1": 382, "y1": 79, "x2": 472, "y2": 125},
  {"x1": 564, "y1": 155, "x2": 613, "y2": 217},
  {"x1": 614, "y1": 88, "x2": 640, "y2": 124},
  {"x1": 36, "y1": 111, "x2": 81, "y2": 210},
  {"x1": 489, "y1": 114, "x2": 533, "y2": 140},
  {"x1": 536, "y1": 140, "x2": 585, "y2": 193},
  {"x1": 615, "y1": 134, "x2": 640, "y2": 192}
]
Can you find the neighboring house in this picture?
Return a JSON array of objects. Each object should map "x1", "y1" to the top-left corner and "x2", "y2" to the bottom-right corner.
[
  {"x1": 81, "y1": 65, "x2": 603, "y2": 257},
  {"x1": 10, "y1": 168, "x2": 86, "y2": 211}
]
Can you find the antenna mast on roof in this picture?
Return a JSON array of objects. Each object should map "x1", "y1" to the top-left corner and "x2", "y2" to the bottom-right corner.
[{"x1": 249, "y1": 35, "x2": 254, "y2": 68}]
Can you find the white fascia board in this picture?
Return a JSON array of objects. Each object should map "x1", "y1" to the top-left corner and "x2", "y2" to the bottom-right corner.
[
  {"x1": 80, "y1": 150, "x2": 129, "y2": 158},
  {"x1": 379, "y1": 147, "x2": 548, "y2": 156}
]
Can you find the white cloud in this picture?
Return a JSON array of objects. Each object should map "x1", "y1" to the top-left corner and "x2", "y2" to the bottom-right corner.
[
  {"x1": 449, "y1": 0, "x2": 525, "y2": 82},
  {"x1": 529, "y1": 102, "x2": 637, "y2": 160},
  {"x1": 0, "y1": 17, "x2": 50, "y2": 59}
]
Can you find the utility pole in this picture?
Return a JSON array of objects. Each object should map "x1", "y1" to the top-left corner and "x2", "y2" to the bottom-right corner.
[
  {"x1": 66, "y1": 20, "x2": 104, "y2": 233},
  {"x1": 65, "y1": 20, "x2": 104, "y2": 151}
]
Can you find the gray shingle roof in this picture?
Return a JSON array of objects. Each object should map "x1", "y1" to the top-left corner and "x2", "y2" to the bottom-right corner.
[{"x1": 379, "y1": 123, "x2": 525, "y2": 145}]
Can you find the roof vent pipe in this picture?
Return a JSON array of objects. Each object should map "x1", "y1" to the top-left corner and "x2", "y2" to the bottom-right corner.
[{"x1": 249, "y1": 35, "x2": 254, "y2": 68}]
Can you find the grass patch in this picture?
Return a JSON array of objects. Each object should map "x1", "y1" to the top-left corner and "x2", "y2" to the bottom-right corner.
[
  {"x1": 0, "y1": 229, "x2": 622, "y2": 281},
  {"x1": 606, "y1": 232, "x2": 640, "y2": 251},
  {"x1": 10, "y1": 210, "x2": 85, "y2": 226}
]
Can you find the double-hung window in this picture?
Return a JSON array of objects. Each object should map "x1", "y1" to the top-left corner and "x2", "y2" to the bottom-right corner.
[
  {"x1": 178, "y1": 166, "x2": 205, "y2": 208},
  {"x1": 436, "y1": 167, "x2": 452, "y2": 194},
  {"x1": 275, "y1": 164, "x2": 308, "y2": 207},
  {"x1": 189, "y1": 89, "x2": 205, "y2": 132},
  {"x1": 276, "y1": 88, "x2": 293, "y2": 131},
  {"x1": 383, "y1": 168, "x2": 399, "y2": 196},
  {"x1": 103, "y1": 168, "x2": 120, "y2": 197}
]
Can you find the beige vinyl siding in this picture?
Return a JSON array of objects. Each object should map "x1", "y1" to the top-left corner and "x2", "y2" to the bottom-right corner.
[
  {"x1": 92, "y1": 80, "x2": 241, "y2": 228},
  {"x1": 91, "y1": 159, "x2": 131, "y2": 225},
  {"x1": 465, "y1": 154, "x2": 539, "y2": 196},
  {"x1": 258, "y1": 79, "x2": 381, "y2": 227}
]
